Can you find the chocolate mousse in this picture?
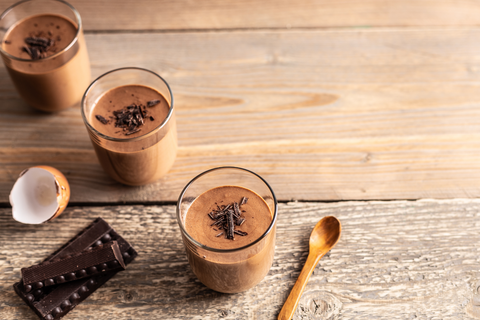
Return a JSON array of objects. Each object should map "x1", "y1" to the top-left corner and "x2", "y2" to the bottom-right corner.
[
  {"x1": 1, "y1": 13, "x2": 90, "y2": 111},
  {"x1": 90, "y1": 85, "x2": 170, "y2": 139},
  {"x1": 184, "y1": 185, "x2": 275, "y2": 293},
  {"x1": 87, "y1": 84, "x2": 177, "y2": 185},
  {"x1": 3, "y1": 14, "x2": 74, "y2": 59}
]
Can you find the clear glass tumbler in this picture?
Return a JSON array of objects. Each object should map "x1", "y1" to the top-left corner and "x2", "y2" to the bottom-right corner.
[
  {"x1": 177, "y1": 166, "x2": 278, "y2": 293},
  {"x1": 0, "y1": 0, "x2": 90, "y2": 112},
  {"x1": 81, "y1": 67, "x2": 177, "y2": 186}
]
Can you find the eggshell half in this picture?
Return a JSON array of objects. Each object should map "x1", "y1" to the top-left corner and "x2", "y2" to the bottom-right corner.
[{"x1": 9, "y1": 166, "x2": 70, "y2": 224}]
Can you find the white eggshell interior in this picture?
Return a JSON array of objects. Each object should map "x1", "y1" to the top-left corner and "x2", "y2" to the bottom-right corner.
[{"x1": 9, "y1": 167, "x2": 59, "y2": 224}]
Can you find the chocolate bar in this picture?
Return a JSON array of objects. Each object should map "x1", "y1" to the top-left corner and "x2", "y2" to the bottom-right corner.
[
  {"x1": 22, "y1": 241, "x2": 125, "y2": 288},
  {"x1": 13, "y1": 218, "x2": 138, "y2": 320}
]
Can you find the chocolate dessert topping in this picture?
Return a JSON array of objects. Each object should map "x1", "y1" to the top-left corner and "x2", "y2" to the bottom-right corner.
[
  {"x1": 95, "y1": 101, "x2": 157, "y2": 136},
  {"x1": 25, "y1": 36, "x2": 52, "y2": 48},
  {"x1": 240, "y1": 197, "x2": 248, "y2": 205},
  {"x1": 22, "y1": 36, "x2": 55, "y2": 60},
  {"x1": 208, "y1": 198, "x2": 249, "y2": 240},
  {"x1": 95, "y1": 115, "x2": 109, "y2": 124},
  {"x1": 113, "y1": 104, "x2": 144, "y2": 135},
  {"x1": 147, "y1": 99, "x2": 161, "y2": 107}
]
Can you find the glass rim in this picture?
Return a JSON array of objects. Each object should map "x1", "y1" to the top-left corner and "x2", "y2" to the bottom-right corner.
[
  {"x1": 0, "y1": 0, "x2": 82, "y2": 62},
  {"x1": 81, "y1": 66, "x2": 175, "y2": 142},
  {"x1": 176, "y1": 166, "x2": 278, "y2": 253}
]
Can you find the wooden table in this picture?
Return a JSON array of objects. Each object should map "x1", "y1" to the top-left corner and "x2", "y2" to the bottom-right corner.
[{"x1": 2, "y1": 1, "x2": 480, "y2": 319}]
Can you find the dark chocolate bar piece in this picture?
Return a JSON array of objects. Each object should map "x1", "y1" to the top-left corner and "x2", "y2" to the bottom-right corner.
[
  {"x1": 22, "y1": 241, "x2": 125, "y2": 288},
  {"x1": 13, "y1": 218, "x2": 138, "y2": 320}
]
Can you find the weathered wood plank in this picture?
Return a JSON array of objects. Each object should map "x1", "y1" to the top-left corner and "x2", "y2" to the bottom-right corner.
[
  {"x1": 1, "y1": 200, "x2": 480, "y2": 319},
  {"x1": 1, "y1": 0, "x2": 480, "y2": 31},
  {"x1": 2, "y1": 29, "x2": 480, "y2": 202}
]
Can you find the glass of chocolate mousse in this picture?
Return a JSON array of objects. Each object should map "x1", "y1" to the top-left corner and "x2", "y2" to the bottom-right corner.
[
  {"x1": 81, "y1": 67, "x2": 177, "y2": 186},
  {"x1": 0, "y1": 0, "x2": 90, "y2": 112},
  {"x1": 177, "y1": 166, "x2": 278, "y2": 293}
]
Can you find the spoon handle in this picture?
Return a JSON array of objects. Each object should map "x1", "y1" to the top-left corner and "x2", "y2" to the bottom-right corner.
[{"x1": 277, "y1": 251, "x2": 325, "y2": 320}]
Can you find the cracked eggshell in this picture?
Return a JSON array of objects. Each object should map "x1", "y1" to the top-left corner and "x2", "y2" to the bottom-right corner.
[{"x1": 9, "y1": 166, "x2": 70, "y2": 224}]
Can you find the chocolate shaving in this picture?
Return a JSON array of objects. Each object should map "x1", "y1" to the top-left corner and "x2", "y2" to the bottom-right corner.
[
  {"x1": 147, "y1": 99, "x2": 161, "y2": 107},
  {"x1": 25, "y1": 37, "x2": 52, "y2": 48},
  {"x1": 226, "y1": 208, "x2": 235, "y2": 240},
  {"x1": 235, "y1": 218, "x2": 245, "y2": 226},
  {"x1": 233, "y1": 202, "x2": 242, "y2": 219},
  {"x1": 137, "y1": 105, "x2": 144, "y2": 122},
  {"x1": 96, "y1": 102, "x2": 154, "y2": 136},
  {"x1": 95, "y1": 115, "x2": 109, "y2": 124},
  {"x1": 240, "y1": 197, "x2": 248, "y2": 205},
  {"x1": 4, "y1": 40, "x2": 11, "y2": 44},
  {"x1": 211, "y1": 217, "x2": 225, "y2": 226},
  {"x1": 22, "y1": 46, "x2": 34, "y2": 59},
  {"x1": 207, "y1": 198, "x2": 248, "y2": 240},
  {"x1": 124, "y1": 128, "x2": 141, "y2": 135},
  {"x1": 23, "y1": 36, "x2": 55, "y2": 60}
]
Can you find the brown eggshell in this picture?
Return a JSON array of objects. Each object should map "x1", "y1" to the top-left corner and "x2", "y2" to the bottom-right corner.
[
  {"x1": 10, "y1": 165, "x2": 70, "y2": 224},
  {"x1": 34, "y1": 165, "x2": 70, "y2": 221}
]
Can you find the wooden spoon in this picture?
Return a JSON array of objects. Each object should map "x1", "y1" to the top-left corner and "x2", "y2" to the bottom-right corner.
[{"x1": 277, "y1": 216, "x2": 341, "y2": 320}]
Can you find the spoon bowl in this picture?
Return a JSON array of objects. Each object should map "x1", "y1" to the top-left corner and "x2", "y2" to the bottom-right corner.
[
  {"x1": 278, "y1": 216, "x2": 341, "y2": 320},
  {"x1": 310, "y1": 215, "x2": 341, "y2": 252}
]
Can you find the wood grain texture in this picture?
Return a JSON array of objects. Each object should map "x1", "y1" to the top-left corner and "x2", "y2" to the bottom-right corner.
[
  {"x1": 1, "y1": 0, "x2": 480, "y2": 31},
  {"x1": 278, "y1": 216, "x2": 341, "y2": 320},
  {"x1": 1, "y1": 200, "x2": 480, "y2": 319},
  {"x1": 2, "y1": 29, "x2": 480, "y2": 203}
]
